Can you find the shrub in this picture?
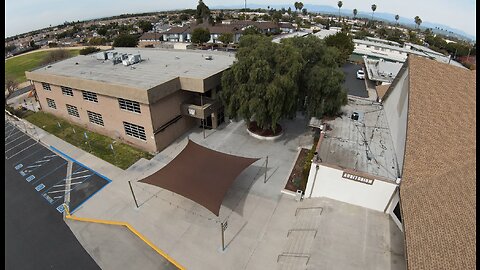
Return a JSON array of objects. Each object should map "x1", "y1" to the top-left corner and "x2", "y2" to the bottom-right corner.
[{"x1": 80, "y1": 46, "x2": 100, "y2": 55}]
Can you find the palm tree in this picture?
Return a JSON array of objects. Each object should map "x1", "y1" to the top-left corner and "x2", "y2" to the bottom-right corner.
[
  {"x1": 371, "y1": 4, "x2": 377, "y2": 21},
  {"x1": 337, "y1": 1, "x2": 343, "y2": 22},
  {"x1": 353, "y1": 9, "x2": 358, "y2": 19},
  {"x1": 414, "y1": 16, "x2": 422, "y2": 30},
  {"x1": 395, "y1": 14, "x2": 399, "y2": 26},
  {"x1": 298, "y1": 2, "x2": 304, "y2": 13},
  {"x1": 293, "y1": 2, "x2": 299, "y2": 13}
]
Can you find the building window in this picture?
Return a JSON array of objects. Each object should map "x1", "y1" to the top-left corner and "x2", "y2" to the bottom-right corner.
[
  {"x1": 87, "y1": 111, "x2": 104, "y2": 126},
  {"x1": 42, "y1": 83, "x2": 51, "y2": 91},
  {"x1": 82, "y1": 91, "x2": 98, "y2": 103},
  {"x1": 118, "y1": 98, "x2": 141, "y2": 113},
  {"x1": 61, "y1": 86, "x2": 74, "y2": 96},
  {"x1": 123, "y1": 121, "x2": 146, "y2": 141},
  {"x1": 66, "y1": 104, "x2": 79, "y2": 118},
  {"x1": 46, "y1": 98, "x2": 56, "y2": 109}
]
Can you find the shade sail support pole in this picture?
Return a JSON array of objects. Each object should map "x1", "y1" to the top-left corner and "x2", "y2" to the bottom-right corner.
[
  {"x1": 128, "y1": 180, "x2": 139, "y2": 208},
  {"x1": 264, "y1": 156, "x2": 268, "y2": 183}
]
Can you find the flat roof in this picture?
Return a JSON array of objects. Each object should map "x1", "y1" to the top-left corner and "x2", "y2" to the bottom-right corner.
[
  {"x1": 318, "y1": 97, "x2": 399, "y2": 181},
  {"x1": 30, "y1": 48, "x2": 236, "y2": 90},
  {"x1": 364, "y1": 57, "x2": 403, "y2": 83}
]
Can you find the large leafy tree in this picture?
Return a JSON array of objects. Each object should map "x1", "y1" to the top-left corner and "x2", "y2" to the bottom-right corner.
[
  {"x1": 191, "y1": 27, "x2": 211, "y2": 44},
  {"x1": 113, "y1": 34, "x2": 138, "y2": 47},
  {"x1": 220, "y1": 35, "x2": 348, "y2": 131},
  {"x1": 195, "y1": 0, "x2": 211, "y2": 23},
  {"x1": 218, "y1": 33, "x2": 233, "y2": 44},
  {"x1": 220, "y1": 35, "x2": 303, "y2": 131},
  {"x1": 138, "y1": 20, "x2": 153, "y2": 32},
  {"x1": 323, "y1": 32, "x2": 354, "y2": 65},
  {"x1": 282, "y1": 36, "x2": 347, "y2": 118}
]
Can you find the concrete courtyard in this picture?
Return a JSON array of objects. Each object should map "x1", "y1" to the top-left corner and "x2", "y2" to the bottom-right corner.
[{"x1": 16, "y1": 112, "x2": 405, "y2": 270}]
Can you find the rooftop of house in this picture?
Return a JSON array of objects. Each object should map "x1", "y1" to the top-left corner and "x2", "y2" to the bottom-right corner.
[
  {"x1": 317, "y1": 96, "x2": 399, "y2": 181},
  {"x1": 394, "y1": 55, "x2": 476, "y2": 270},
  {"x1": 29, "y1": 47, "x2": 235, "y2": 90}
]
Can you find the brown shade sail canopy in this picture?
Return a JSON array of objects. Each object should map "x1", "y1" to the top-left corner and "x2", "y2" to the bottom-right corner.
[{"x1": 139, "y1": 140, "x2": 259, "y2": 216}]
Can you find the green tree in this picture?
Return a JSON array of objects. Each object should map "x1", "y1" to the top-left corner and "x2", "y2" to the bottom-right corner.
[
  {"x1": 242, "y1": 26, "x2": 262, "y2": 36},
  {"x1": 195, "y1": 0, "x2": 211, "y2": 23},
  {"x1": 414, "y1": 16, "x2": 422, "y2": 30},
  {"x1": 5, "y1": 44, "x2": 16, "y2": 53},
  {"x1": 138, "y1": 20, "x2": 153, "y2": 32},
  {"x1": 42, "y1": 49, "x2": 70, "y2": 65},
  {"x1": 89, "y1": 37, "x2": 107, "y2": 46},
  {"x1": 113, "y1": 34, "x2": 138, "y2": 47},
  {"x1": 282, "y1": 36, "x2": 347, "y2": 118},
  {"x1": 191, "y1": 27, "x2": 211, "y2": 44},
  {"x1": 80, "y1": 47, "x2": 101, "y2": 55},
  {"x1": 298, "y1": 2, "x2": 304, "y2": 11},
  {"x1": 218, "y1": 33, "x2": 233, "y2": 44},
  {"x1": 337, "y1": 1, "x2": 343, "y2": 22},
  {"x1": 371, "y1": 4, "x2": 377, "y2": 21},
  {"x1": 395, "y1": 14, "x2": 400, "y2": 26},
  {"x1": 353, "y1": 9, "x2": 358, "y2": 19},
  {"x1": 302, "y1": 8, "x2": 308, "y2": 16},
  {"x1": 294, "y1": 2, "x2": 300, "y2": 13},
  {"x1": 5, "y1": 76, "x2": 18, "y2": 101},
  {"x1": 324, "y1": 32, "x2": 354, "y2": 64},
  {"x1": 220, "y1": 35, "x2": 303, "y2": 131}
]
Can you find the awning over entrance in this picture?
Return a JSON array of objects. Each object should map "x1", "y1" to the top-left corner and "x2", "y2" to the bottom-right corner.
[{"x1": 139, "y1": 140, "x2": 259, "y2": 216}]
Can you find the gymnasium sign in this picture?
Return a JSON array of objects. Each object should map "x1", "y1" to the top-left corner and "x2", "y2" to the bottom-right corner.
[{"x1": 342, "y1": 172, "x2": 374, "y2": 185}]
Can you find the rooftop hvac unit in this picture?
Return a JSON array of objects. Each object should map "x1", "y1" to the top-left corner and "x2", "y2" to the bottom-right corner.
[
  {"x1": 205, "y1": 55, "x2": 213, "y2": 60},
  {"x1": 126, "y1": 54, "x2": 141, "y2": 65},
  {"x1": 96, "y1": 52, "x2": 107, "y2": 60},
  {"x1": 112, "y1": 57, "x2": 122, "y2": 65},
  {"x1": 122, "y1": 59, "x2": 130, "y2": 66},
  {"x1": 107, "y1": 51, "x2": 117, "y2": 60}
]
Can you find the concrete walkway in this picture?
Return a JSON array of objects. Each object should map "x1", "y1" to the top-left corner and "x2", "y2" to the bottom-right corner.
[{"x1": 11, "y1": 113, "x2": 405, "y2": 270}]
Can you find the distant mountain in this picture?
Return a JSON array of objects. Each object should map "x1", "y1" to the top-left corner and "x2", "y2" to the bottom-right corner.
[{"x1": 211, "y1": 3, "x2": 476, "y2": 42}]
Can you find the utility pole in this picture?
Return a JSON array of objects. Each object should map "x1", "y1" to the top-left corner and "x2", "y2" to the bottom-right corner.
[{"x1": 244, "y1": 0, "x2": 246, "y2": 9}]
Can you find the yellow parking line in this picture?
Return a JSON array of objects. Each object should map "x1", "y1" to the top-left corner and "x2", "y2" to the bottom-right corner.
[{"x1": 63, "y1": 205, "x2": 185, "y2": 270}]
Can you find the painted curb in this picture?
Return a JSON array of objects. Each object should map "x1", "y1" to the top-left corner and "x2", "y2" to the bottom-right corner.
[{"x1": 246, "y1": 128, "x2": 284, "y2": 141}]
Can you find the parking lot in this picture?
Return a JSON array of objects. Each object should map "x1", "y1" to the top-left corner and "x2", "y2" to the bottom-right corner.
[
  {"x1": 5, "y1": 120, "x2": 111, "y2": 214},
  {"x1": 342, "y1": 62, "x2": 369, "y2": 98}
]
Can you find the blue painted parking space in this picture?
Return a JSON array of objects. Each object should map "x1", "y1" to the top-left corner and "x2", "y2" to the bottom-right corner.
[{"x1": 5, "y1": 120, "x2": 112, "y2": 215}]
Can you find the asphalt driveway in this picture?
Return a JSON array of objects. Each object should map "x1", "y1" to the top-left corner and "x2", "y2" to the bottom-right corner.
[{"x1": 342, "y1": 62, "x2": 368, "y2": 98}]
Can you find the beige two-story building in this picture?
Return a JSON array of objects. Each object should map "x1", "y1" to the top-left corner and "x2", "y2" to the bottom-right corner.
[{"x1": 26, "y1": 48, "x2": 235, "y2": 152}]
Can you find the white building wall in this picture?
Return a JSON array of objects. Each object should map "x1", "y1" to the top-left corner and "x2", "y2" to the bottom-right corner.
[
  {"x1": 382, "y1": 68, "x2": 409, "y2": 173},
  {"x1": 305, "y1": 164, "x2": 398, "y2": 212}
]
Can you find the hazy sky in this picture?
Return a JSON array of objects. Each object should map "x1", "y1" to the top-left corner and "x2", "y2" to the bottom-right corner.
[{"x1": 5, "y1": 0, "x2": 476, "y2": 38}]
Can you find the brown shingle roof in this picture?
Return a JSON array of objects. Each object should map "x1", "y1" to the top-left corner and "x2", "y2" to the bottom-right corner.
[
  {"x1": 139, "y1": 32, "x2": 161, "y2": 41},
  {"x1": 376, "y1": 84, "x2": 390, "y2": 100},
  {"x1": 161, "y1": 25, "x2": 190, "y2": 34},
  {"x1": 399, "y1": 55, "x2": 476, "y2": 270}
]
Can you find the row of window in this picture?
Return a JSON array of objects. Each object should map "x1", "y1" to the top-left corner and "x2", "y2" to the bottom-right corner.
[
  {"x1": 41, "y1": 82, "x2": 141, "y2": 113},
  {"x1": 45, "y1": 98, "x2": 147, "y2": 141}
]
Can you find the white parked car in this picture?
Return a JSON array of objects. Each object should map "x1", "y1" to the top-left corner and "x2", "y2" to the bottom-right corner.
[{"x1": 356, "y1": 69, "x2": 365, "y2": 80}]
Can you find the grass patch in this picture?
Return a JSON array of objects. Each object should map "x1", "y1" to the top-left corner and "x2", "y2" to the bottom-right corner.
[
  {"x1": 5, "y1": 49, "x2": 81, "y2": 83},
  {"x1": 24, "y1": 111, "x2": 154, "y2": 170}
]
